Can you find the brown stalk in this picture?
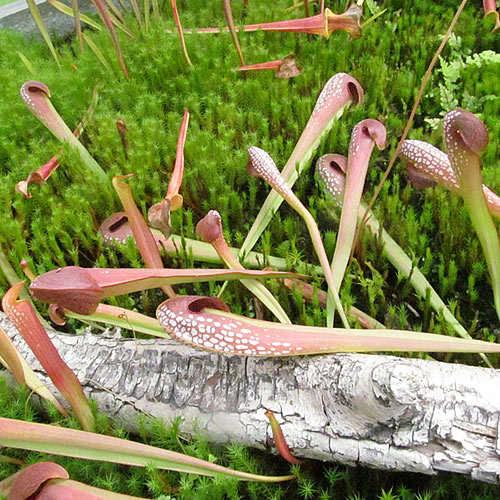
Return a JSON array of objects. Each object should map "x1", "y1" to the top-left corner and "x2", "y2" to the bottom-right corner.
[
  {"x1": 222, "y1": 0, "x2": 246, "y2": 66},
  {"x1": 170, "y1": 0, "x2": 194, "y2": 68},
  {"x1": 91, "y1": 0, "x2": 129, "y2": 79}
]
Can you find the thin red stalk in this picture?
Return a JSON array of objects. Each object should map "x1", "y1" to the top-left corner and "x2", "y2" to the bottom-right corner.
[
  {"x1": 91, "y1": 0, "x2": 129, "y2": 78},
  {"x1": 222, "y1": 0, "x2": 245, "y2": 65},
  {"x1": 265, "y1": 410, "x2": 302, "y2": 464},
  {"x1": 170, "y1": 0, "x2": 193, "y2": 68}
]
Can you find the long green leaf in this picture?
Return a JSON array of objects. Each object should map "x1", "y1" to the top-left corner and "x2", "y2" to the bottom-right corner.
[
  {"x1": 82, "y1": 32, "x2": 113, "y2": 72},
  {"x1": 0, "y1": 418, "x2": 294, "y2": 481},
  {"x1": 91, "y1": 0, "x2": 129, "y2": 79},
  {"x1": 26, "y1": 0, "x2": 61, "y2": 68},
  {"x1": 16, "y1": 51, "x2": 37, "y2": 75},
  {"x1": 47, "y1": 0, "x2": 103, "y2": 30},
  {"x1": 0, "y1": 346, "x2": 68, "y2": 417},
  {"x1": 62, "y1": 304, "x2": 168, "y2": 338}
]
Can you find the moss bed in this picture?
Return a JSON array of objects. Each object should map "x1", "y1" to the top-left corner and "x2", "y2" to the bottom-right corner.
[{"x1": 0, "y1": 0, "x2": 499, "y2": 497}]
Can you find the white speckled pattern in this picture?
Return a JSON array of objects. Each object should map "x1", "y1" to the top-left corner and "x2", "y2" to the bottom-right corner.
[
  {"x1": 316, "y1": 154, "x2": 346, "y2": 205},
  {"x1": 400, "y1": 139, "x2": 500, "y2": 214},
  {"x1": 443, "y1": 109, "x2": 466, "y2": 169},
  {"x1": 310, "y1": 73, "x2": 353, "y2": 126},
  {"x1": 247, "y1": 146, "x2": 294, "y2": 199},
  {"x1": 157, "y1": 297, "x2": 301, "y2": 356},
  {"x1": 401, "y1": 140, "x2": 459, "y2": 190}
]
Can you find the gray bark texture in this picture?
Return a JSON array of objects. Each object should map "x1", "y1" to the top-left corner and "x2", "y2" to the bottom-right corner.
[{"x1": 2, "y1": 312, "x2": 500, "y2": 484}]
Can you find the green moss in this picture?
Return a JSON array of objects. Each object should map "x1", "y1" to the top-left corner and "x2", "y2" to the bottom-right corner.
[{"x1": 0, "y1": 0, "x2": 499, "y2": 496}]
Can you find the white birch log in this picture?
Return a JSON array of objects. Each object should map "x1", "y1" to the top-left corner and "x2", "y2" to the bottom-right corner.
[{"x1": 1, "y1": 312, "x2": 500, "y2": 484}]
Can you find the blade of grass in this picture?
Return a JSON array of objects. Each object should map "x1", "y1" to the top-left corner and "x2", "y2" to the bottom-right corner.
[
  {"x1": 0, "y1": 418, "x2": 295, "y2": 481},
  {"x1": 144, "y1": 0, "x2": 150, "y2": 30},
  {"x1": 48, "y1": 0, "x2": 103, "y2": 30},
  {"x1": 222, "y1": 0, "x2": 246, "y2": 65},
  {"x1": 82, "y1": 32, "x2": 113, "y2": 72},
  {"x1": 0, "y1": 347, "x2": 68, "y2": 416},
  {"x1": 26, "y1": 0, "x2": 61, "y2": 68},
  {"x1": 71, "y1": 0, "x2": 84, "y2": 52},
  {"x1": 129, "y1": 0, "x2": 143, "y2": 28},
  {"x1": 16, "y1": 51, "x2": 37, "y2": 75}
]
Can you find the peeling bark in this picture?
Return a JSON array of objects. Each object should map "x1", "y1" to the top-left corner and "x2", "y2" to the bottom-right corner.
[{"x1": 1, "y1": 313, "x2": 500, "y2": 483}]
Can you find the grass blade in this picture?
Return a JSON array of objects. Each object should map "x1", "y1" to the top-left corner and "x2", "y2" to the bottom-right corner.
[
  {"x1": 170, "y1": 0, "x2": 193, "y2": 67},
  {"x1": 48, "y1": 0, "x2": 103, "y2": 30},
  {"x1": 26, "y1": 0, "x2": 61, "y2": 68},
  {"x1": 0, "y1": 418, "x2": 295, "y2": 481},
  {"x1": 82, "y1": 32, "x2": 113, "y2": 72}
]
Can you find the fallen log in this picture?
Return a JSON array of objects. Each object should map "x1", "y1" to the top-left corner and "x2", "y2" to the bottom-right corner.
[{"x1": 1, "y1": 312, "x2": 500, "y2": 484}]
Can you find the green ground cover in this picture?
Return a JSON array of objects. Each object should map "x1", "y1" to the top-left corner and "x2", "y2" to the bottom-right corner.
[{"x1": 0, "y1": 0, "x2": 499, "y2": 497}]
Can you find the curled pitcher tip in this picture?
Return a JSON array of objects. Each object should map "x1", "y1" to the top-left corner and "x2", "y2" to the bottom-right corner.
[
  {"x1": 196, "y1": 210, "x2": 223, "y2": 244},
  {"x1": 443, "y1": 109, "x2": 489, "y2": 155},
  {"x1": 20, "y1": 80, "x2": 51, "y2": 99}
]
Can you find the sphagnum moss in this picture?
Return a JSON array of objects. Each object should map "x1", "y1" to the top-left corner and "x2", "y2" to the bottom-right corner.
[{"x1": 0, "y1": 0, "x2": 499, "y2": 496}]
